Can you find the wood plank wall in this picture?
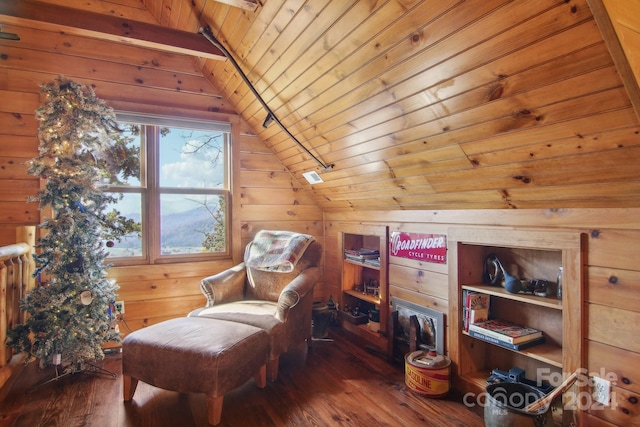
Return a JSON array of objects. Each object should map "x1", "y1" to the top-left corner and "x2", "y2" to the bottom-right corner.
[
  {"x1": 325, "y1": 208, "x2": 640, "y2": 426},
  {"x1": 605, "y1": 0, "x2": 640, "y2": 78}
]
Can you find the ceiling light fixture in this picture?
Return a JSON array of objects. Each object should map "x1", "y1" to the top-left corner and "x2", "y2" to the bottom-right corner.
[
  {"x1": 199, "y1": 26, "x2": 333, "y2": 174},
  {"x1": 302, "y1": 170, "x2": 324, "y2": 184},
  {"x1": 0, "y1": 26, "x2": 20, "y2": 41}
]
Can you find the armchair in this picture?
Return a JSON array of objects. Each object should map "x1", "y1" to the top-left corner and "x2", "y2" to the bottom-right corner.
[{"x1": 188, "y1": 230, "x2": 322, "y2": 381}]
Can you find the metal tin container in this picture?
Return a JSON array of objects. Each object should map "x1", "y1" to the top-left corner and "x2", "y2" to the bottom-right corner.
[{"x1": 404, "y1": 350, "x2": 451, "y2": 398}]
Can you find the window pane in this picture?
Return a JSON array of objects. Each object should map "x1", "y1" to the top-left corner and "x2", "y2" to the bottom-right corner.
[
  {"x1": 105, "y1": 193, "x2": 143, "y2": 257},
  {"x1": 160, "y1": 193, "x2": 226, "y2": 255},
  {"x1": 159, "y1": 127, "x2": 225, "y2": 189},
  {"x1": 107, "y1": 118, "x2": 230, "y2": 262},
  {"x1": 115, "y1": 123, "x2": 142, "y2": 187}
]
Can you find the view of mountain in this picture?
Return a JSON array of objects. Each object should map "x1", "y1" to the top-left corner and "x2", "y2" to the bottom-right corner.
[
  {"x1": 111, "y1": 205, "x2": 220, "y2": 253},
  {"x1": 161, "y1": 206, "x2": 216, "y2": 247}
]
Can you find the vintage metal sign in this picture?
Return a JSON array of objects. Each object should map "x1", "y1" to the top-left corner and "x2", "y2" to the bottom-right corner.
[{"x1": 389, "y1": 231, "x2": 447, "y2": 264}]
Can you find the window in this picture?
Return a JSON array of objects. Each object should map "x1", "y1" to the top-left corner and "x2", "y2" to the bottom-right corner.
[{"x1": 107, "y1": 114, "x2": 231, "y2": 264}]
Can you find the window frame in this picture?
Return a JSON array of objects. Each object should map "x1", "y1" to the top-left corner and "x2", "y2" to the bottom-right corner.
[{"x1": 107, "y1": 112, "x2": 232, "y2": 266}]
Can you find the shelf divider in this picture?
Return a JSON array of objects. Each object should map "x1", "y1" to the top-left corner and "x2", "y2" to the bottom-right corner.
[
  {"x1": 343, "y1": 258, "x2": 380, "y2": 270},
  {"x1": 463, "y1": 331, "x2": 563, "y2": 368},
  {"x1": 462, "y1": 284, "x2": 562, "y2": 310},
  {"x1": 344, "y1": 289, "x2": 381, "y2": 305}
]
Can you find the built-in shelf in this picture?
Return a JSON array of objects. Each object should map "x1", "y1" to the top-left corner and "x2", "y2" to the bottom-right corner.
[
  {"x1": 344, "y1": 258, "x2": 380, "y2": 270},
  {"x1": 338, "y1": 224, "x2": 389, "y2": 355},
  {"x1": 462, "y1": 331, "x2": 563, "y2": 367},
  {"x1": 344, "y1": 289, "x2": 381, "y2": 306},
  {"x1": 462, "y1": 284, "x2": 562, "y2": 310},
  {"x1": 448, "y1": 226, "x2": 584, "y2": 420}
]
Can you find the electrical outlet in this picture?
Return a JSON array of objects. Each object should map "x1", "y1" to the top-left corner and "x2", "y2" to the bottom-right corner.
[
  {"x1": 593, "y1": 375, "x2": 611, "y2": 406},
  {"x1": 115, "y1": 300, "x2": 125, "y2": 314}
]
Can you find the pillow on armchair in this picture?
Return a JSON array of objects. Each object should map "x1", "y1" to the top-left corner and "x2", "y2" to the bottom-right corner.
[{"x1": 244, "y1": 230, "x2": 317, "y2": 301}]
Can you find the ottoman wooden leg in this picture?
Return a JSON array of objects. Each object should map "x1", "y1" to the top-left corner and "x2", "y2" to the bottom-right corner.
[
  {"x1": 254, "y1": 364, "x2": 267, "y2": 388},
  {"x1": 206, "y1": 393, "x2": 224, "y2": 426},
  {"x1": 266, "y1": 357, "x2": 279, "y2": 382},
  {"x1": 123, "y1": 375, "x2": 138, "y2": 401}
]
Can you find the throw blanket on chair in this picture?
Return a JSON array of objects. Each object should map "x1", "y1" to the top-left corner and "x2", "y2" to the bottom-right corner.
[{"x1": 245, "y1": 230, "x2": 315, "y2": 273}]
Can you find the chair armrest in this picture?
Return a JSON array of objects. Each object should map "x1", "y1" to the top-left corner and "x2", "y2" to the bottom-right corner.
[
  {"x1": 275, "y1": 267, "x2": 321, "y2": 322},
  {"x1": 200, "y1": 263, "x2": 247, "y2": 306}
]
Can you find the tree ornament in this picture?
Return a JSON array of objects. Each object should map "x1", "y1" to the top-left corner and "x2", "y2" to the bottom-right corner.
[
  {"x1": 80, "y1": 290, "x2": 93, "y2": 305},
  {"x1": 106, "y1": 240, "x2": 114, "y2": 248},
  {"x1": 73, "y1": 201, "x2": 86, "y2": 213}
]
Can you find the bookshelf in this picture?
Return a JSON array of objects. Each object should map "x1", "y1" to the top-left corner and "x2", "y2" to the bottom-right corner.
[
  {"x1": 338, "y1": 224, "x2": 389, "y2": 354},
  {"x1": 448, "y1": 227, "x2": 584, "y2": 407}
]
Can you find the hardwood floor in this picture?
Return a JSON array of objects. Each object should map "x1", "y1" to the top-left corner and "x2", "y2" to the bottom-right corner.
[{"x1": 0, "y1": 327, "x2": 484, "y2": 426}]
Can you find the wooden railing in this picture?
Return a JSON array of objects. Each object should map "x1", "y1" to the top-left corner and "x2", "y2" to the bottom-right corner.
[{"x1": 0, "y1": 226, "x2": 36, "y2": 390}]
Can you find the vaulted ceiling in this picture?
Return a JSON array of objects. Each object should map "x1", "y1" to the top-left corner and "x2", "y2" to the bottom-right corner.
[{"x1": 2, "y1": 0, "x2": 640, "y2": 210}]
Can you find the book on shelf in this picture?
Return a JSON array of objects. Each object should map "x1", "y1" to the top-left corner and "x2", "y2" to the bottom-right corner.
[
  {"x1": 462, "y1": 291, "x2": 490, "y2": 332},
  {"x1": 345, "y1": 255, "x2": 379, "y2": 264},
  {"x1": 468, "y1": 319, "x2": 543, "y2": 344},
  {"x1": 467, "y1": 329, "x2": 546, "y2": 351},
  {"x1": 345, "y1": 248, "x2": 379, "y2": 258},
  {"x1": 363, "y1": 258, "x2": 380, "y2": 267},
  {"x1": 469, "y1": 308, "x2": 489, "y2": 325},
  {"x1": 345, "y1": 248, "x2": 380, "y2": 264}
]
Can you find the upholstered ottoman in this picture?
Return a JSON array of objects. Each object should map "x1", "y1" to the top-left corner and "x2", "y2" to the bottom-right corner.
[{"x1": 122, "y1": 317, "x2": 269, "y2": 426}]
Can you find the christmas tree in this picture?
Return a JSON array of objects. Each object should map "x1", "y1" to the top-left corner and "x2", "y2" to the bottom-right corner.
[{"x1": 7, "y1": 76, "x2": 140, "y2": 373}]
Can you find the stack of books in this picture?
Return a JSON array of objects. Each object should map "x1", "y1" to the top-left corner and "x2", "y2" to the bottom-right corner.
[
  {"x1": 462, "y1": 290, "x2": 490, "y2": 332},
  {"x1": 468, "y1": 319, "x2": 545, "y2": 351},
  {"x1": 344, "y1": 248, "x2": 380, "y2": 266}
]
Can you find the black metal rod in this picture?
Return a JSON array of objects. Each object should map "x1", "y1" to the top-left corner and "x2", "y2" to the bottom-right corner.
[{"x1": 199, "y1": 26, "x2": 333, "y2": 172}]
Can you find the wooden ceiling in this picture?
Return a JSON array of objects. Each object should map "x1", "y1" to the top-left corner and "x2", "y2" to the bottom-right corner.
[{"x1": 3, "y1": 0, "x2": 640, "y2": 210}]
